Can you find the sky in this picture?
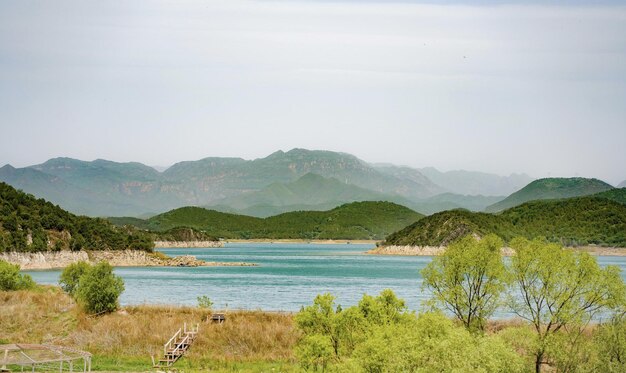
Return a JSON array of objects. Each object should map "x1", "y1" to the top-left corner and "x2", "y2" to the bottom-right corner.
[{"x1": 0, "y1": 0, "x2": 625, "y2": 185}]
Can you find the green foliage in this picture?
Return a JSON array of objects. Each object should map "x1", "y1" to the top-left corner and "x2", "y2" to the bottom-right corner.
[
  {"x1": 295, "y1": 334, "x2": 335, "y2": 372},
  {"x1": 422, "y1": 234, "x2": 508, "y2": 331},
  {"x1": 0, "y1": 259, "x2": 35, "y2": 291},
  {"x1": 353, "y1": 313, "x2": 525, "y2": 373},
  {"x1": 384, "y1": 195, "x2": 626, "y2": 247},
  {"x1": 0, "y1": 182, "x2": 154, "y2": 253},
  {"x1": 508, "y1": 237, "x2": 626, "y2": 372},
  {"x1": 588, "y1": 313, "x2": 626, "y2": 372},
  {"x1": 295, "y1": 291, "x2": 524, "y2": 372},
  {"x1": 197, "y1": 295, "x2": 214, "y2": 309},
  {"x1": 485, "y1": 177, "x2": 614, "y2": 212},
  {"x1": 113, "y1": 201, "x2": 423, "y2": 240},
  {"x1": 59, "y1": 261, "x2": 90, "y2": 296},
  {"x1": 74, "y1": 261, "x2": 125, "y2": 314}
]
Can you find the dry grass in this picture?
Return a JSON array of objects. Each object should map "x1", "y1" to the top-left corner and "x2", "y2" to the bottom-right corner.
[{"x1": 0, "y1": 288, "x2": 297, "y2": 367}]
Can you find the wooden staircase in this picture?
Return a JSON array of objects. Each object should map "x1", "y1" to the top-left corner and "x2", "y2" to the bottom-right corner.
[{"x1": 152, "y1": 323, "x2": 199, "y2": 371}]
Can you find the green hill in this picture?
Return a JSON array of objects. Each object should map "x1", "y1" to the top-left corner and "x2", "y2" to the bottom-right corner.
[
  {"x1": 594, "y1": 188, "x2": 626, "y2": 205},
  {"x1": 206, "y1": 173, "x2": 418, "y2": 218},
  {"x1": 485, "y1": 177, "x2": 614, "y2": 212},
  {"x1": 0, "y1": 182, "x2": 153, "y2": 253},
  {"x1": 111, "y1": 201, "x2": 424, "y2": 240},
  {"x1": 383, "y1": 193, "x2": 626, "y2": 248}
]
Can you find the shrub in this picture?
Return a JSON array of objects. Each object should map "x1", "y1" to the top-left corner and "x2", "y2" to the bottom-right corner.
[
  {"x1": 197, "y1": 295, "x2": 214, "y2": 309},
  {"x1": 75, "y1": 261, "x2": 124, "y2": 314},
  {"x1": 295, "y1": 334, "x2": 334, "y2": 372},
  {"x1": 59, "y1": 261, "x2": 90, "y2": 296},
  {"x1": 0, "y1": 259, "x2": 35, "y2": 291}
]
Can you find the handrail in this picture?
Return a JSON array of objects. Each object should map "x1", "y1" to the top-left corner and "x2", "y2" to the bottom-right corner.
[{"x1": 163, "y1": 328, "x2": 181, "y2": 356}]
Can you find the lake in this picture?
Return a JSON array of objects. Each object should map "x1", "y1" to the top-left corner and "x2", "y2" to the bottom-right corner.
[{"x1": 23, "y1": 243, "x2": 626, "y2": 313}]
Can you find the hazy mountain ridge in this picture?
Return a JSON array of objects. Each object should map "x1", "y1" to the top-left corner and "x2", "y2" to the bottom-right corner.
[
  {"x1": 485, "y1": 177, "x2": 614, "y2": 212},
  {"x1": 416, "y1": 167, "x2": 533, "y2": 196},
  {"x1": 0, "y1": 149, "x2": 540, "y2": 218},
  {"x1": 619, "y1": 180, "x2": 626, "y2": 188}
]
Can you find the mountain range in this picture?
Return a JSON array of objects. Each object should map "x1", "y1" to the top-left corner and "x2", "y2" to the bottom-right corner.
[{"x1": 0, "y1": 149, "x2": 532, "y2": 217}]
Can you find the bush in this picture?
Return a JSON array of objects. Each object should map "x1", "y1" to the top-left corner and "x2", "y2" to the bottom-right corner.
[
  {"x1": 74, "y1": 261, "x2": 124, "y2": 314},
  {"x1": 59, "y1": 261, "x2": 90, "y2": 296},
  {"x1": 295, "y1": 334, "x2": 335, "y2": 372},
  {"x1": 353, "y1": 313, "x2": 524, "y2": 373},
  {"x1": 0, "y1": 259, "x2": 35, "y2": 291}
]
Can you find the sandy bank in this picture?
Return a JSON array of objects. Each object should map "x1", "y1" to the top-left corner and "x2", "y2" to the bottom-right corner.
[
  {"x1": 367, "y1": 245, "x2": 626, "y2": 257},
  {"x1": 1, "y1": 250, "x2": 256, "y2": 270}
]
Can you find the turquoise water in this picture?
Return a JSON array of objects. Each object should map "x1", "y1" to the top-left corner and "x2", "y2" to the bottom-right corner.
[{"x1": 23, "y1": 243, "x2": 626, "y2": 313}]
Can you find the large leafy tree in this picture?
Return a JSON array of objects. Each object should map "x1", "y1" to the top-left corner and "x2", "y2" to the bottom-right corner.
[
  {"x1": 422, "y1": 234, "x2": 508, "y2": 331},
  {"x1": 508, "y1": 237, "x2": 626, "y2": 373}
]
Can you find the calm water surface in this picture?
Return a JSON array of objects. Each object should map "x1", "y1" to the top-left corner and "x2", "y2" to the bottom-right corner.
[{"x1": 23, "y1": 243, "x2": 626, "y2": 313}]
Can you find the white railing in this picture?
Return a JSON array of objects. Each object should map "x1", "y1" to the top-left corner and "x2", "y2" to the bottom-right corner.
[{"x1": 163, "y1": 327, "x2": 182, "y2": 357}]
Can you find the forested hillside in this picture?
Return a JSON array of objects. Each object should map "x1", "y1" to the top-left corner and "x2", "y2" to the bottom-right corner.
[
  {"x1": 110, "y1": 201, "x2": 423, "y2": 240},
  {"x1": 485, "y1": 177, "x2": 614, "y2": 212},
  {"x1": 383, "y1": 191, "x2": 626, "y2": 247},
  {"x1": 0, "y1": 182, "x2": 153, "y2": 252}
]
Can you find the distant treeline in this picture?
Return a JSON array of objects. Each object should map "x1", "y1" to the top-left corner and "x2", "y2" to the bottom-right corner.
[
  {"x1": 383, "y1": 189, "x2": 626, "y2": 247},
  {"x1": 0, "y1": 182, "x2": 153, "y2": 253}
]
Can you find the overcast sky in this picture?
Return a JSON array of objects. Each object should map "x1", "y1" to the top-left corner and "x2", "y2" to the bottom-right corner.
[{"x1": 0, "y1": 0, "x2": 625, "y2": 184}]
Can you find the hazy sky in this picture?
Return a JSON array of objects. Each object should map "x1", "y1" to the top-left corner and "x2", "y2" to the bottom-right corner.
[{"x1": 0, "y1": 0, "x2": 625, "y2": 184}]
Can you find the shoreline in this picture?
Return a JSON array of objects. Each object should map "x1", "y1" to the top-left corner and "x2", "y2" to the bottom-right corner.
[
  {"x1": 367, "y1": 245, "x2": 626, "y2": 257},
  {"x1": 154, "y1": 240, "x2": 223, "y2": 248},
  {"x1": 223, "y1": 239, "x2": 380, "y2": 245},
  {"x1": 1, "y1": 249, "x2": 256, "y2": 270}
]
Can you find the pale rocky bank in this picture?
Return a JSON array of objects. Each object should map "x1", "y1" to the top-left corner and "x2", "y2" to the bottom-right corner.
[
  {"x1": 367, "y1": 245, "x2": 626, "y2": 256},
  {"x1": 154, "y1": 240, "x2": 224, "y2": 248},
  {"x1": 368, "y1": 245, "x2": 515, "y2": 256},
  {"x1": 1, "y1": 249, "x2": 255, "y2": 270}
]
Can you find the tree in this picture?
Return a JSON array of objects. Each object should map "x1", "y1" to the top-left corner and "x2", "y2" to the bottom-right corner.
[
  {"x1": 59, "y1": 261, "x2": 91, "y2": 296},
  {"x1": 422, "y1": 234, "x2": 508, "y2": 331},
  {"x1": 508, "y1": 237, "x2": 626, "y2": 373},
  {"x1": 0, "y1": 259, "x2": 35, "y2": 291},
  {"x1": 295, "y1": 293, "x2": 343, "y2": 357},
  {"x1": 75, "y1": 261, "x2": 124, "y2": 314}
]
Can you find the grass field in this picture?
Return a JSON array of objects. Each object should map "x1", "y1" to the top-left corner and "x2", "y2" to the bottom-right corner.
[{"x1": 0, "y1": 287, "x2": 298, "y2": 372}]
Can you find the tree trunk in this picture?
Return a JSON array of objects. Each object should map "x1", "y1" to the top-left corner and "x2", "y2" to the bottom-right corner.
[{"x1": 535, "y1": 350, "x2": 544, "y2": 373}]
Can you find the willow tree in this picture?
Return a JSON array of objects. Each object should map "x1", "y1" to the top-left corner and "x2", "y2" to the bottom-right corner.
[
  {"x1": 508, "y1": 237, "x2": 626, "y2": 373},
  {"x1": 422, "y1": 234, "x2": 508, "y2": 332}
]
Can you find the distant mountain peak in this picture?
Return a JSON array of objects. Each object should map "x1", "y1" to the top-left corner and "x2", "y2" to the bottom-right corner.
[{"x1": 0, "y1": 164, "x2": 15, "y2": 171}]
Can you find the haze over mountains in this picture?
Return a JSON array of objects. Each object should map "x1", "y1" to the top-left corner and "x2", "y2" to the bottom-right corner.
[{"x1": 0, "y1": 149, "x2": 532, "y2": 217}]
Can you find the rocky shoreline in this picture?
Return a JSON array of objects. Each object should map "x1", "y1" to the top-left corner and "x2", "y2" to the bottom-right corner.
[
  {"x1": 154, "y1": 240, "x2": 224, "y2": 248},
  {"x1": 1, "y1": 249, "x2": 256, "y2": 270},
  {"x1": 367, "y1": 245, "x2": 625, "y2": 256},
  {"x1": 368, "y1": 245, "x2": 515, "y2": 256}
]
